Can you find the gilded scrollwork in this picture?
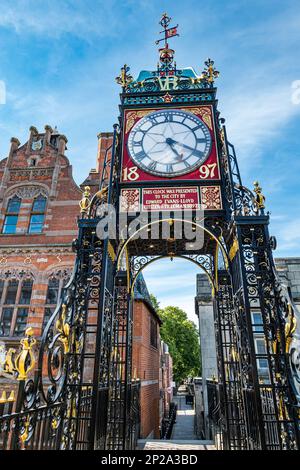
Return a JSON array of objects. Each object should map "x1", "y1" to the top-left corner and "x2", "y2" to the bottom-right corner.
[{"x1": 0, "y1": 328, "x2": 36, "y2": 381}]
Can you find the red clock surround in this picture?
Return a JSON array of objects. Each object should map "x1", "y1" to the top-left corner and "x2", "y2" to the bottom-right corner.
[{"x1": 121, "y1": 105, "x2": 220, "y2": 183}]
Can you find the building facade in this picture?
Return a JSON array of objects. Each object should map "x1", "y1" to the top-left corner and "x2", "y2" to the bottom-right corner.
[
  {"x1": 132, "y1": 275, "x2": 162, "y2": 439},
  {"x1": 0, "y1": 127, "x2": 171, "y2": 438},
  {"x1": 0, "y1": 125, "x2": 79, "y2": 345}
]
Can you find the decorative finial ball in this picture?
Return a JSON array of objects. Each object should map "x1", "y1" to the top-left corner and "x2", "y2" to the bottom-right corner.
[{"x1": 25, "y1": 327, "x2": 34, "y2": 337}]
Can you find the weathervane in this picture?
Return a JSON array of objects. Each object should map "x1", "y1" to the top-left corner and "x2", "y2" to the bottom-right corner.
[
  {"x1": 156, "y1": 13, "x2": 179, "y2": 76},
  {"x1": 155, "y1": 13, "x2": 179, "y2": 48}
]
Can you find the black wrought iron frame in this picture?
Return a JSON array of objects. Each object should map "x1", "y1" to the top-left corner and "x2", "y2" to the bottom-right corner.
[{"x1": 0, "y1": 50, "x2": 299, "y2": 452}]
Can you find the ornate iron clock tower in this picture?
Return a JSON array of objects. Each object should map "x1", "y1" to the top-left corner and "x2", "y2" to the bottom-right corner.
[{"x1": 2, "y1": 13, "x2": 299, "y2": 451}]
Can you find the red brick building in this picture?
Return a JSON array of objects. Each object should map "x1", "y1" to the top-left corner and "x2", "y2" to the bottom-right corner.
[
  {"x1": 132, "y1": 277, "x2": 162, "y2": 439},
  {"x1": 0, "y1": 126, "x2": 79, "y2": 341},
  {"x1": 0, "y1": 125, "x2": 171, "y2": 438}
]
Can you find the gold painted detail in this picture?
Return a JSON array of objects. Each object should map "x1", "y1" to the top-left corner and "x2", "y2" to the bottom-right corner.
[
  {"x1": 230, "y1": 346, "x2": 239, "y2": 362},
  {"x1": 183, "y1": 106, "x2": 212, "y2": 130},
  {"x1": 229, "y1": 238, "x2": 239, "y2": 261},
  {"x1": 272, "y1": 330, "x2": 280, "y2": 355},
  {"x1": 20, "y1": 416, "x2": 31, "y2": 443},
  {"x1": 278, "y1": 394, "x2": 290, "y2": 421},
  {"x1": 115, "y1": 64, "x2": 133, "y2": 89},
  {"x1": 55, "y1": 304, "x2": 70, "y2": 354},
  {"x1": 79, "y1": 186, "x2": 91, "y2": 215},
  {"x1": 191, "y1": 59, "x2": 219, "y2": 86},
  {"x1": 285, "y1": 304, "x2": 297, "y2": 354},
  {"x1": 50, "y1": 408, "x2": 61, "y2": 430},
  {"x1": 125, "y1": 106, "x2": 212, "y2": 134},
  {"x1": 51, "y1": 418, "x2": 59, "y2": 430},
  {"x1": 14, "y1": 327, "x2": 36, "y2": 381},
  {"x1": 125, "y1": 110, "x2": 152, "y2": 134},
  {"x1": 95, "y1": 186, "x2": 108, "y2": 201},
  {"x1": 0, "y1": 328, "x2": 36, "y2": 381},
  {"x1": 108, "y1": 241, "x2": 116, "y2": 262},
  {"x1": 201, "y1": 58, "x2": 220, "y2": 84},
  {"x1": 253, "y1": 181, "x2": 265, "y2": 209},
  {"x1": 0, "y1": 390, "x2": 15, "y2": 403}
]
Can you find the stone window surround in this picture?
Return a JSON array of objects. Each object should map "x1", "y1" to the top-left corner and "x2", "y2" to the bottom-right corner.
[
  {"x1": 0, "y1": 185, "x2": 49, "y2": 235},
  {"x1": 0, "y1": 266, "x2": 72, "y2": 338},
  {"x1": 28, "y1": 195, "x2": 47, "y2": 234},
  {"x1": 0, "y1": 273, "x2": 34, "y2": 337},
  {"x1": 42, "y1": 274, "x2": 70, "y2": 330},
  {"x1": 1, "y1": 195, "x2": 21, "y2": 234}
]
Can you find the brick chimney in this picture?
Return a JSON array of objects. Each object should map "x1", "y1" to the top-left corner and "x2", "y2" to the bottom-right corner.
[
  {"x1": 58, "y1": 135, "x2": 68, "y2": 155},
  {"x1": 96, "y1": 132, "x2": 113, "y2": 173},
  {"x1": 7, "y1": 137, "x2": 20, "y2": 166},
  {"x1": 0, "y1": 137, "x2": 20, "y2": 201},
  {"x1": 44, "y1": 125, "x2": 53, "y2": 144}
]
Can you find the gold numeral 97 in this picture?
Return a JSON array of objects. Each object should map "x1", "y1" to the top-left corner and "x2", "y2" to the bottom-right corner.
[{"x1": 199, "y1": 163, "x2": 217, "y2": 179}]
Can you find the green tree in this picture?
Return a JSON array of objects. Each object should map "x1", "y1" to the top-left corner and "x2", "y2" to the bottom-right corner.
[
  {"x1": 154, "y1": 303, "x2": 201, "y2": 385},
  {"x1": 150, "y1": 293, "x2": 160, "y2": 311}
]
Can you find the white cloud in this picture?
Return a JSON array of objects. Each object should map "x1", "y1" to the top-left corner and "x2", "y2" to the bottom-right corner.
[
  {"x1": 273, "y1": 218, "x2": 300, "y2": 253},
  {"x1": 142, "y1": 258, "x2": 201, "y2": 322},
  {"x1": 0, "y1": 1, "x2": 122, "y2": 39},
  {"x1": 221, "y1": 82, "x2": 300, "y2": 175},
  {"x1": 158, "y1": 294, "x2": 198, "y2": 325}
]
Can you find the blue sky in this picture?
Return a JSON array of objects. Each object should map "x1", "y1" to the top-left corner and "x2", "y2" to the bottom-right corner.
[{"x1": 0, "y1": 0, "x2": 299, "y2": 321}]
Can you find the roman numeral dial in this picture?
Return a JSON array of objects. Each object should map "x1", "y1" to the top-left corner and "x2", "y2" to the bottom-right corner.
[{"x1": 127, "y1": 109, "x2": 212, "y2": 178}]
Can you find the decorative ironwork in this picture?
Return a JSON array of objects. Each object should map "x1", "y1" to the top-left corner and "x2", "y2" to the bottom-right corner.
[
  {"x1": 0, "y1": 328, "x2": 36, "y2": 381},
  {"x1": 106, "y1": 275, "x2": 133, "y2": 450},
  {"x1": 79, "y1": 185, "x2": 91, "y2": 215},
  {"x1": 201, "y1": 58, "x2": 220, "y2": 85},
  {"x1": 213, "y1": 272, "x2": 248, "y2": 449},
  {"x1": 0, "y1": 12, "x2": 299, "y2": 453},
  {"x1": 117, "y1": 16, "x2": 218, "y2": 95},
  {"x1": 253, "y1": 181, "x2": 266, "y2": 209},
  {"x1": 115, "y1": 65, "x2": 133, "y2": 90},
  {"x1": 155, "y1": 13, "x2": 179, "y2": 77}
]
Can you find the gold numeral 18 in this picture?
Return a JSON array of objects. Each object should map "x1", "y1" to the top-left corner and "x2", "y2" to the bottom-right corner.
[{"x1": 123, "y1": 166, "x2": 140, "y2": 181}]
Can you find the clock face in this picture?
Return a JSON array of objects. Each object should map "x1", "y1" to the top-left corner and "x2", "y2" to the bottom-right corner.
[
  {"x1": 127, "y1": 109, "x2": 212, "y2": 177},
  {"x1": 31, "y1": 138, "x2": 43, "y2": 151}
]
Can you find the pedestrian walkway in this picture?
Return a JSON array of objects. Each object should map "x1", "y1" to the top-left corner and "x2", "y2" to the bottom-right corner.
[
  {"x1": 140, "y1": 440, "x2": 215, "y2": 450},
  {"x1": 172, "y1": 388, "x2": 197, "y2": 440},
  {"x1": 138, "y1": 385, "x2": 216, "y2": 450}
]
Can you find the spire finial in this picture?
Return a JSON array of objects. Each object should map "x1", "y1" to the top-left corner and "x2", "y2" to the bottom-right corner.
[
  {"x1": 201, "y1": 58, "x2": 220, "y2": 85},
  {"x1": 155, "y1": 13, "x2": 179, "y2": 76},
  {"x1": 115, "y1": 64, "x2": 133, "y2": 89},
  {"x1": 155, "y1": 13, "x2": 178, "y2": 48},
  {"x1": 253, "y1": 181, "x2": 265, "y2": 209}
]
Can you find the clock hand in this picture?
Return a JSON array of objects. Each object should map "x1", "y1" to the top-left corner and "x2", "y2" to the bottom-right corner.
[
  {"x1": 166, "y1": 137, "x2": 177, "y2": 146},
  {"x1": 165, "y1": 138, "x2": 184, "y2": 160},
  {"x1": 166, "y1": 137, "x2": 204, "y2": 158}
]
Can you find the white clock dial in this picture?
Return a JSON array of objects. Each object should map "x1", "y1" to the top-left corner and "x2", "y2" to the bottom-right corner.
[{"x1": 127, "y1": 109, "x2": 212, "y2": 177}]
